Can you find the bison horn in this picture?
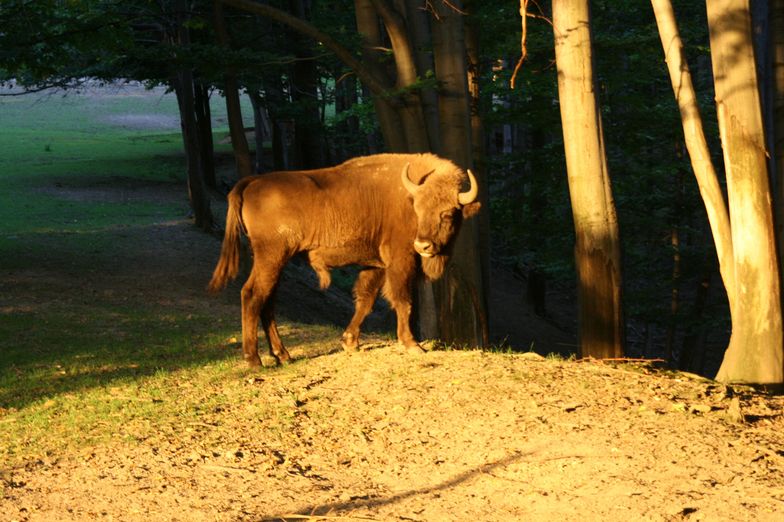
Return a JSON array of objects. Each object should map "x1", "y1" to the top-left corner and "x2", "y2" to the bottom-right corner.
[
  {"x1": 458, "y1": 169, "x2": 479, "y2": 205},
  {"x1": 401, "y1": 163, "x2": 420, "y2": 195}
]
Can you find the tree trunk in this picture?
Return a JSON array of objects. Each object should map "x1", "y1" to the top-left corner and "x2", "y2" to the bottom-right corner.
[
  {"x1": 289, "y1": 0, "x2": 326, "y2": 169},
  {"x1": 214, "y1": 1, "x2": 254, "y2": 179},
  {"x1": 773, "y1": 0, "x2": 784, "y2": 297},
  {"x1": 248, "y1": 90, "x2": 268, "y2": 172},
  {"x1": 353, "y1": 0, "x2": 408, "y2": 152},
  {"x1": 403, "y1": 0, "x2": 440, "y2": 151},
  {"x1": 365, "y1": 0, "x2": 430, "y2": 151},
  {"x1": 465, "y1": 0, "x2": 491, "y2": 329},
  {"x1": 552, "y1": 0, "x2": 624, "y2": 359},
  {"x1": 707, "y1": 0, "x2": 783, "y2": 384},
  {"x1": 174, "y1": 0, "x2": 212, "y2": 231},
  {"x1": 427, "y1": 0, "x2": 487, "y2": 347},
  {"x1": 193, "y1": 82, "x2": 216, "y2": 189}
]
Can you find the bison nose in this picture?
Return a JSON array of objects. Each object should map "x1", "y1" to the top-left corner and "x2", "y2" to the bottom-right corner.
[{"x1": 414, "y1": 239, "x2": 436, "y2": 257}]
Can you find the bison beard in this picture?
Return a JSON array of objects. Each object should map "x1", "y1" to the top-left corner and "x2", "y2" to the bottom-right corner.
[{"x1": 208, "y1": 153, "x2": 480, "y2": 367}]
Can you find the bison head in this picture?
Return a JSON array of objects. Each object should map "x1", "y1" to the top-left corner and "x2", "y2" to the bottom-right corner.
[{"x1": 401, "y1": 163, "x2": 481, "y2": 278}]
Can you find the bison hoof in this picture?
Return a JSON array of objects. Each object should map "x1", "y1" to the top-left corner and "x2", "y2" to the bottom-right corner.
[
  {"x1": 404, "y1": 344, "x2": 426, "y2": 355},
  {"x1": 245, "y1": 355, "x2": 263, "y2": 368},
  {"x1": 259, "y1": 354, "x2": 281, "y2": 367},
  {"x1": 341, "y1": 332, "x2": 359, "y2": 352}
]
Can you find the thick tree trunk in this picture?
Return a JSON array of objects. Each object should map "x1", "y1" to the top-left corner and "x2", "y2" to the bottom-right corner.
[
  {"x1": 773, "y1": 0, "x2": 784, "y2": 295},
  {"x1": 707, "y1": 0, "x2": 783, "y2": 384},
  {"x1": 552, "y1": 0, "x2": 624, "y2": 358},
  {"x1": 214, "y1": 1, "x2": 254, "y2": 179},
  {"x1": 429, "y1": 0, "x2": 488, "y2": 347},
  {"x1": 465, "y1": 0, "x2": 491, "y2": 328},
  {"x1": 174, "y1": 0, "x2": 212, "y2": 231}
]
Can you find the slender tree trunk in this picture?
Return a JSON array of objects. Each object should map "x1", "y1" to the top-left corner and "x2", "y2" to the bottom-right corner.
[
  {"x1": 248, "y1": 90, "x2": 267, "y2": 172},
  {"x1": 552, "y1": 0, "x2": 624, "y2": 358},
  {"x1": 193, "y1": 82, "x2": 216, "y2": 189},
  {"x1": 214, "y1": 1, "x2": 254, "y2": 179},
  {"x1": 707, "y1": 0, "x2": 783, "y2": 384}
]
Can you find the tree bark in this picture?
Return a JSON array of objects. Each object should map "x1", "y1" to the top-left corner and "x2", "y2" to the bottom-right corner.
[
  {"x1": 194, "y1": 82, "x2": 216, "y2": 189},
  {"x1": 707, "y1": 0, "x2": 783, "y2": 384},
  {"x1": 214, "y1": 1, "x2": 254, "y2": 179},
  {"x1": 353, "y1": 0, "x2": 408, "y2": 152},
  {"x1": 651, "y1": 0, "x2": 736, "y2": 301},
  {"x1": 465, "y1": 0, "x2": 491, "y2": 328},
  {"x1": 248, "y1": 90, "x2": 267, "y2": 172},
  {"x1": 428, "y1": 0, "x2": 488, "y2": 347},
  {"x1": 552, "y1": 0, "x2": 624, "y2": 358},
  {"x1": 773, "y1": 0, "x2": 784, "y2": 296},
  {"x1": 173, "y1": 0, "x2": 213, "y2": 231}
]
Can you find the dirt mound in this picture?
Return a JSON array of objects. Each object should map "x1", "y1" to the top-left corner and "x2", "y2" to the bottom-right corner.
[{"x1": 2, "y1": 349, "x2": 783, "y2": 521}]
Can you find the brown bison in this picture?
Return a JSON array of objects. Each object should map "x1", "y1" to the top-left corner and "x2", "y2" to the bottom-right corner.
[{"x1": 208, "y1": 153, "x2": 481, "y2": 367}]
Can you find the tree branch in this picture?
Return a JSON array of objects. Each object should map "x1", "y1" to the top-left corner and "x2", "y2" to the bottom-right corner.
[{"x1": 217, "y1": 0, "x2": 399, "y2": 106}]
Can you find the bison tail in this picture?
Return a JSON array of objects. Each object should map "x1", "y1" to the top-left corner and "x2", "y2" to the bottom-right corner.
[{"x1": 207, "y1": 188, "x2": 245, "y2": 294}]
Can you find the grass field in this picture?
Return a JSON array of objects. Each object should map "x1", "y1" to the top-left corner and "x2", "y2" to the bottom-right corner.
[{"x1": 0, "y1": 84, "x2": 340, "y2": 466}]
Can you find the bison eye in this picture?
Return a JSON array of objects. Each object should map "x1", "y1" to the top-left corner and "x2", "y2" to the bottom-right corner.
[{"x1": 440, "y1": 210, "x2": 454, "y2": 221}]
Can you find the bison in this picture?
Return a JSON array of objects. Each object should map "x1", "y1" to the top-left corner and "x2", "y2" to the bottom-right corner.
[{"x1": 208, "y1": 153, "x2": 481, "y2": 367}]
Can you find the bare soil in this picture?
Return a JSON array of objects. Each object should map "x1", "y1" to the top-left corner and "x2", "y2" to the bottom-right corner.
[{"x1": 2, "y1": 174, "x2": 784, "y2": 522}]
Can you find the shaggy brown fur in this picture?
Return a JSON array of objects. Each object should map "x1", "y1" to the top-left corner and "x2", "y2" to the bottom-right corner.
[{"x1": 208, "y1": 153, "x2": 480, "y2": 367}]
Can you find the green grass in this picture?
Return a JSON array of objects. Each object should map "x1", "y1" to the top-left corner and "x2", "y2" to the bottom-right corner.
[{"x1": 0, "y1": 85, "x2": 332, "y2": 466}]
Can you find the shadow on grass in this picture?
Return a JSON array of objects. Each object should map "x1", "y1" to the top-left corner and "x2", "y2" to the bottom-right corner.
[{"x1": 0, "y1": 304, "x2": 238, "y2": 409}]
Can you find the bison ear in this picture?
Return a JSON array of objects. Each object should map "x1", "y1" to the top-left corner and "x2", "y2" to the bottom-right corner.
[{"x1": 461, "y1": 201, "x2": 481, "y2": 219}]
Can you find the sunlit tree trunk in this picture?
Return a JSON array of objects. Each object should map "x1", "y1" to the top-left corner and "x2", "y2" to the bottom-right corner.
[
  {"x1": 353, "y1": 0, "x2": 407, "y2": 152},
  {"x1": 652, "y1": 0, "x2": 783, "y2": 383},
  {"x1": 552, "y1": 0, "x2": 624, "y2": 358},
  {"x1": 706, "y1": 0, "x2": 783, "y2": 383},
  {"x1": 367, "y1": 0, "x2": 429, "y2": 151}
]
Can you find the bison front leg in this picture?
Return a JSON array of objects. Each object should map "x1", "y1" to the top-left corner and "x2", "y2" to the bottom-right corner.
[
  {"x1": 342, "y1": 268, "x2": 385, "y2": 352},
  {"x1": 383, "y1": 267, "x2": 424, "y2": 354}
]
